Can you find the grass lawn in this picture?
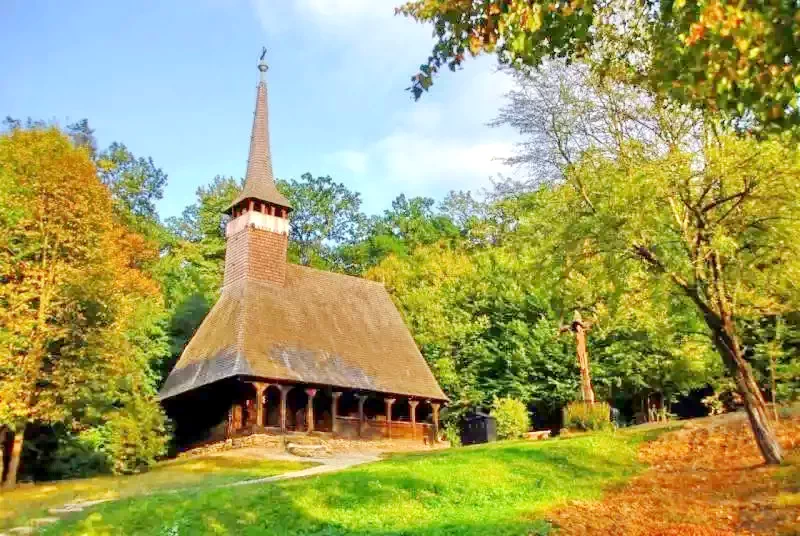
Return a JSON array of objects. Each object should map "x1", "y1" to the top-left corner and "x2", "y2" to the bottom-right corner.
[
  {"x1": 0, "y1": 456, "x2": 311, "y2": 531},
  {"x1": 42, "y1": 431, "x2": 656, "y2": 536}
]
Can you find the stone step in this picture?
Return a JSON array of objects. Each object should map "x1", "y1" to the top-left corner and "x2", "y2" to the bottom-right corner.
[
  {"x1": 8, "y1": 527, "x2": 35, "y2": 535},
  {"x1": 48, "y1": 507, "x2": 82, "y2": 515},
  {"x1": 285, "y1": 442, "x2": 332, "y2": 458},
  {"x1": 29, "y1": 519, "x2": 59, "y2": 527}
]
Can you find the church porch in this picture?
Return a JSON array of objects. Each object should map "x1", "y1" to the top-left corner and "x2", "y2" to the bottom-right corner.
[
  {"x1": 230, "y1": 379, "x2": 440, "y2": 443},
  {"x1": 165, "y1": 378, "x2": 441, "y2": 448}
]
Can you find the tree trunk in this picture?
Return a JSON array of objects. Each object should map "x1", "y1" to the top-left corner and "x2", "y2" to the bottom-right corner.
[
  {"x1": 710, "y1": 321, "x2": 783, "y2": 465},
  {"x1": 769, "y1": 350, "x2": 779, "y2": 422},
  {"x1": 3, "y1": 425, "x2": 25, "y2": 489},
  {"x1": 0, "y1": 427, "x2": 6, "y2": 485}
]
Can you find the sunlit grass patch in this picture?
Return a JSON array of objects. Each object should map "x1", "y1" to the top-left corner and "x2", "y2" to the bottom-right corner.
[
  {"x1": 0, "y1": 455, "x2": 310, "y2": 530},
  {"x1": 44, "y1": 431, "x2": 651, "y2": 536}
]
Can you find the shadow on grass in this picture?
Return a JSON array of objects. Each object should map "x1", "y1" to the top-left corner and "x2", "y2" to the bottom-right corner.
[
  {"x1": 44, "y1": 478, "x2": 554, "y2": 536},
  {"x1": 43, "y1": 435, "x2": 643, "y2": 536}
]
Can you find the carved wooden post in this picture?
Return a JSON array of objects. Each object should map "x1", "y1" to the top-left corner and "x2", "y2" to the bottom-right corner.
[
  {"x1": 252, "y1": 382, "x2": 268, "y2": 428},
  {"x1": 305, "y1": 388, "x2": 317, "y2": 433},
  {"x1": 278, "y1": 385, "x2": 292, "y2": 434},
  {"x1": 356, "y1": 394, "x2": 368, "y2": 438},
  {"x1": 384, "y1": 398, "x2": 396, "y2": 439},
  {"x1": 560, "y1": 311, "x2": 596, "y2": 404},
  {"x1": 409, "y1": 399, "x2": 419, "y2": 440},
  {"x1": 331, "y1": 392, "x2": 342, "y2": 434},
  {"x1": 431, "y1": 402, "x2": 441, "y2": 443}
]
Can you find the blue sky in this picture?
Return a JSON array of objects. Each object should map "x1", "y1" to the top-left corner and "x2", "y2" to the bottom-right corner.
[{"x1": 1, "y1": 0, "x2": 517, "y2": 219}]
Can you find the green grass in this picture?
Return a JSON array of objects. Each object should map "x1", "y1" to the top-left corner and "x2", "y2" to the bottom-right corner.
[
  {"x1": 42, "y1": 431, "x2": 656, "y2": 536},
  {"x1": 1, "y1": 456, "x2": 311, "y2": 530}
]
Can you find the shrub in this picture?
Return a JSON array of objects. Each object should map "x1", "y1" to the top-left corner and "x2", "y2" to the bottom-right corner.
[
  {"x1": 563, "y1": 401, "x2": 613, "y2": 431},
  {"x1": 491, "y1": 397, "x2": 530, "y2": 439},
  {"x1": 442, "y1": 422, "x2": 462, "y2": 447},
  {"x1": 39, "y1": 429, "x2": 111, "y2": 480},
  {"x1": 104, "y1": 398, "x2": 170, "y2": 474}
]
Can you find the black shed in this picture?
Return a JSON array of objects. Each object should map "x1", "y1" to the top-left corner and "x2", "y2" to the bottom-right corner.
[{"x1": 460, "y1": 411, "x2": 497, "y2": 445}]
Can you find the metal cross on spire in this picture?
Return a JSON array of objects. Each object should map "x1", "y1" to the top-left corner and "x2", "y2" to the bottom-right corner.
[{"x1": 258, "y1": 46, "x2": 268, "y2": 79}]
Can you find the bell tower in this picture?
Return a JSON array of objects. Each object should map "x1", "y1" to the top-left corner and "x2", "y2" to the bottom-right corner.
[{"x1": 222, "y1": 51, "x2": 292, "y2": 288}]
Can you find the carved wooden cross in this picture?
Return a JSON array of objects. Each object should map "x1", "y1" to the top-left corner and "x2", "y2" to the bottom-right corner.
[{"x1": 559, "y1": 311, "x2": 596, "y2": 404}]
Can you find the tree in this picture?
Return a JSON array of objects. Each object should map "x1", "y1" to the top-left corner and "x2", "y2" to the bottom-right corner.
[
  {"x1": 589, "y1": 297, "x2": 719, "y2": 419},
  {"x1": 491, "y1": 64, "x2": 705, "y2": 409},
  {"x1": 0, "y1": 128, "x2": 168, "y2": 486},
  {"x1": 368, "y1": 242, "x2": 580, "y2": 416},
  {"x1": 342, "y1": 194, "x2": 462, "y2": 273},
  {"x1": 98, "y1": 142, "x2": 167, "y2": 221},
  {"x1": 553, "y1": 135, "x2": 800, "y2": 464},
  {"x1": 492, "y1": 61, "x2": 703, "y2": 184},
  {"x1": 743, "y1": 313, "x2": 800, "y2": 406},
  {"x1": 397, "y1": 0, "x2": 800, "y2": 131},
  {"x1": 159, "y1": 176, "x2": 240, "y2": 377},
  {"x1": 66, "y1": 119, "x2": 97, "y2": 158},
  {"x1": 277, "y1": 173, "x2": 366, "y2": 269}
]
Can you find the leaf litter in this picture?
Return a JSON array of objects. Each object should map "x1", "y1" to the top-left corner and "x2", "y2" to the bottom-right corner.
[{"x1": 547, "y1": 411, "x2": 800, "y2": 535}]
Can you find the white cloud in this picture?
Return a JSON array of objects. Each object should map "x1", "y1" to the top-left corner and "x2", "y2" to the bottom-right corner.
[
  {"x1": 298, "y1": 0, "x2": 388, "y2": 22},
  {"x1": 376, "y1": 132, "x2": 512, "y2": 188},
  {"x1": 252, "y1": 0, "x2": 412, "y2": 36},
  {"x1": 250, "y1": 0, "x2": 294, "y2": 35},
  {"x1": 332, "y1": 150, "x2": 369, "y2": 174},
  {"x1": 323, "y1": 62, "x2": 517, "y2": 197},
  {"x1": 403, "y1": 101, "x2": 442, "y2": 133},
  {"x1": 249, "y1": 0, "x2": 520, "y2": 206},
  {"x1": 372, "y1": 64, "x2": 517, "y2": 189}
]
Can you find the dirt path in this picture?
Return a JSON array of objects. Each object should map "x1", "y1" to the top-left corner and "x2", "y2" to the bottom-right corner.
[
  {"x1": 221, "y1": 451, "x2": 381, "y2": 487},
  {"x1": 548, "y1": 412, "x2": 800, "y2": 536}
]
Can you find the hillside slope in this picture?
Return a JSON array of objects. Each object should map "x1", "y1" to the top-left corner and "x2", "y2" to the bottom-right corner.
[{"x1": 44, "y1": 432, "x2": 648, "y2": 535}]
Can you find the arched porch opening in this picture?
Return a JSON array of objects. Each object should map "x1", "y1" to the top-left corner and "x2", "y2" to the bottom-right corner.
[
  {"x1": 312, "y1": 388, "x2": 334, "y2": 433},
  {"x1": 286, "y1": 387, "x2": 308, "y2": 432},
  {"x1": 264, "y1": 384, "x2": 282, "y2": 428}
]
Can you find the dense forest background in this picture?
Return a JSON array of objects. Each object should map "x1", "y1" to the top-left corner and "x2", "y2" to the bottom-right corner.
[{"x1": 2, "y1": 62, "x2": 799, "y2": 483}]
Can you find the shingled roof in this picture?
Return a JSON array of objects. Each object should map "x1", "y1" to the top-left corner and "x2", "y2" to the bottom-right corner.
[
  {"x1": 159, "y1": 264, "x2": 447, "y2": 401},
  {"x1": 224, "y1": 68, "x2": 291, "y2": 212}
]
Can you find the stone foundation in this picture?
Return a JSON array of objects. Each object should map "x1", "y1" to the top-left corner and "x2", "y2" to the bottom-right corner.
[{"x1": 179, "y1": 432, "x2": 448, "y2": 458}]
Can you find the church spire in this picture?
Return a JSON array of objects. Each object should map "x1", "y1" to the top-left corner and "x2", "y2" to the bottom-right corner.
[{"x1": 225, "y1": 48, "x2": 291, "y2": 213}]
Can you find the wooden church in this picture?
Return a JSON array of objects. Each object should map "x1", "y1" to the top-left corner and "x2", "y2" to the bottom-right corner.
[{"x1": 159, "y1": 55, "x2": 447, "y2": 446}]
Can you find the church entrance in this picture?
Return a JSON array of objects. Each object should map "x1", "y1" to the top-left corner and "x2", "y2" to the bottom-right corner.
[{"x1": 224, "y1": 379, "x2": 440, "y2": 443}]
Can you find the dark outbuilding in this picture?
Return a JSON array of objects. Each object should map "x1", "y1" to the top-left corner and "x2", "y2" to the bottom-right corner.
[{"x1": 460, "y1": 411, "x2": 497, "y2": 445}]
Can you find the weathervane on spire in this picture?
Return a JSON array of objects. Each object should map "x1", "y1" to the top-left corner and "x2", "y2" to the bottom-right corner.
[{"x1": 258, "y1": 46, "x2": 268, "y2": 78}]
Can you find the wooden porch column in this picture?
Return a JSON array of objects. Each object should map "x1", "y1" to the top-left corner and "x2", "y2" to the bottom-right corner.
[
  {"x1": 356, "y1": 394, "x2": 368, "y2": 437},
  {"x1": 430, "y1": 402, "x2": 441, "y2": 443},
  {"x1": 252, "y1": 382, "x2": 269, "y2": 428},
  {"x1": 305, "y1": 389, "x2": 317, "y2": 433},
  {"x1": 278, "y1": 385, "x2": 292, "y2": 433},
  {"x1": 226, "y1": 405, "x2": 234, "y2": 438},
  {"x1": 409, "y1": 399, "x2": 419, "y2": 440},
  {"x1": 331, "y1": 392, "x2": 342, "y2": 434},
  {"x1": 384, "y1": 398, "x2": 396, "y2": 439}
]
